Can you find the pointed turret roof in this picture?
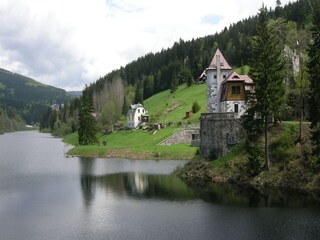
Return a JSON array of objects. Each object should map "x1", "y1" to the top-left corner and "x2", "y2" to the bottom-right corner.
[{"x1": 208, "y1": 48, "x2": 232, "y2": 70}]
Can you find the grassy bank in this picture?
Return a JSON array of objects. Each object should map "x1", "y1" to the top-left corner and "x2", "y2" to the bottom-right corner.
[{"x1": 64, "y1": 127, "x2": 202, "y2": 160}]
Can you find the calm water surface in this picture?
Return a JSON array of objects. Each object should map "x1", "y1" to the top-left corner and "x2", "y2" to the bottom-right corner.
[{"x1": 0, "y1": 131, "x2": 320, "y2": 240}]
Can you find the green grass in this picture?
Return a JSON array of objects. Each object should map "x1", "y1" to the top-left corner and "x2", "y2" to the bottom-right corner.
[
  {"x1": 211, "y1": 140, "x2": 247, "y2": 167},
  {"x1": 144, "y1": 83, "x2": 207, "y2": 125},
  {"x1": 64, "y1": 127, "x2": 200, "y2": 160},
  {"x1": 64, "y1": 83, "x2": 207, "y2": 159}
]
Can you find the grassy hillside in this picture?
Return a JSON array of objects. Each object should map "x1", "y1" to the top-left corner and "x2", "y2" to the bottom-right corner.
[
  {"x1": 64, "y1": 83, "x2": 207, "y2": 159},
  {"x1": 144, "y1": 83, "x2": 206, "y2": 125}
]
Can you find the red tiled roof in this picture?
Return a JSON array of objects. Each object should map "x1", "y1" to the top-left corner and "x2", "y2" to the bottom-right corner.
[
  {"x1": 222, "y1": 72, "x2": 253, "y2": 84},
  {"x1": 208, "y1": 48, "x2": 232, "y2": 70}
]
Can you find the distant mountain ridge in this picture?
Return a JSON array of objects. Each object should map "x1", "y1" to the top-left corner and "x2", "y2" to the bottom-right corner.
[
  {"x1": 0, "y1": 68, "x2": 70, "y2": 103},
  {"x1": 0, "y1": 67, "x2": 73, "y2": 126},
  {"x1": 68, "y1": 91, "x2": 82, "y2": 96}
]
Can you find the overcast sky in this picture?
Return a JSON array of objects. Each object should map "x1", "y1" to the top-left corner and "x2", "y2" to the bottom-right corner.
[{"x1": 0, "y1": 0, "x2": 294, "y2": 91}]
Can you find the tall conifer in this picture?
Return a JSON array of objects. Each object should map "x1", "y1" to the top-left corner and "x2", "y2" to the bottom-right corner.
[
  {"x1": 308, "y1": 1, "x2": 320, "y2": 156},
  {"x1": 249, "y1": 6, "x2": 286, "y2": 170},
  {"x1": 78, "y1": 86, "x2": 98, "y2": 145}
]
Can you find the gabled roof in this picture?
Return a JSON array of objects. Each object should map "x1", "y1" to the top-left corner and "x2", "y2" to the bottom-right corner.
[
  {"x1": 222, "y1": 72, "x2": 253, "y2": 84},
  {"x1": 130, "y1": 103, "x2": 143, "y2": 110},
  {"x1": 127, "y1": 103, "x2": 144, "y2": 116},
  {"x1": 208, "y1": 48, "x2": 232, "y2": 70}
]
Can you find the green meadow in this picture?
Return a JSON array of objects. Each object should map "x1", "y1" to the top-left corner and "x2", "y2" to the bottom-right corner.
[{"x1": 64, "y1": 83, "x2": 207, "y2": 160}]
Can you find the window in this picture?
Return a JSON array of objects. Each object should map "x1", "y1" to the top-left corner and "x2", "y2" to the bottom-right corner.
[
  {"x1": 138, "y1": 109, "x2": 140, "y2": 113},
  {"x1": 232, "y1": 86, "x2": 240, "y2": 94},
  {"x1": 142, "y1": 109, "x2": 144, "y2": 113},
  {"x1": 234, "y1": 104, "x2": 239, "y2": 113},
  {"x1": 138, "y1": 117, "x2": 141, "y2": 121},
  {"x1": 214, "y1": 75, "x2": 217, "y2": 79},
  {"x1": 223, "y1": 75, "x2": 226, "y2": 79}
]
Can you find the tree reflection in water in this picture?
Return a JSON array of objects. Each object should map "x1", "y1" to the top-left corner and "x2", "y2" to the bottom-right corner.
[{"x1": 78, "y1": 158, "x2": 320, "y2": 209}]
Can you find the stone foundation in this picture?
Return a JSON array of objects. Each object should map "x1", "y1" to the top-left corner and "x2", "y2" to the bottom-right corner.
[{"x1": 200, "y1": 113, "x2": 244, "y2": 160}]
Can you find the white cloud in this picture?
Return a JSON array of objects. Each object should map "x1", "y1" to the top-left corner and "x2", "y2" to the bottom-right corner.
[{"x1": 0, "y1": 0, "x2": 294, "y2": 90}]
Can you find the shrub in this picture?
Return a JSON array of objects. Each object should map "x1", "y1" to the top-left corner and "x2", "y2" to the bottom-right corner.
[
  {"x1": 269, "y1": 133, "x2": 294, "y2": 164},
  {"x1": 245, "y1": 140, "x2": 262, "y2": 176},
  {"x1": 192, "y1": 101, "x2": 201, "y2": 113}
]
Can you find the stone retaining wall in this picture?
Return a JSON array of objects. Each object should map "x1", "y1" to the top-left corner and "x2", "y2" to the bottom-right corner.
[{"x1": 158, "y1": 128, "x2": 200, "y2": 146}]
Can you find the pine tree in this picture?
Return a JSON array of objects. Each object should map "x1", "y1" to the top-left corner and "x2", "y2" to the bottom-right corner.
[
  {"x1": 294, "y1": 66, "x2": 310, "y2": 143},
  {"x1": 121, "y1": 95, "x2": 128, "y2": 115},
  {"x1": 170, "y1": 71, "x2": 178, "y2": 93},
  {"x1": 78, "y1": 86, "x2": 98, "y2": 145},
  {"x1": 134, "y1": 82, "x2": 143, "y2": 104},
  {"x1": 249, "y1": 6, "x2": 287, "y2": 171},
  {"x1": 308, "y1": 1, "x2": 320, "y2": 156}
]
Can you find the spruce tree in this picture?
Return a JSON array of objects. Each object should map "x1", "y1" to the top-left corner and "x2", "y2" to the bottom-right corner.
[
  {"x1": 121, "y1": 95, "x2": 128, "y2": 115},
  {"x1": 134, "y1": 83, "x2": 143, "y2": 104},
  {"x1": 249, "y1": 6, "x2": 286, "y2": 171},
  {"x1": 78, "y1": 86, "x2": 98, "y2": 145},
  {"x1": 308, "y1": 1, "x2": 320, "y2": 156}
]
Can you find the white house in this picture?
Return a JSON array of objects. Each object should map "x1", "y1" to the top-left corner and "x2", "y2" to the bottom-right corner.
[
  {"x1": 205, "y1": 48, "x2": 253, "y2": 117},
  {"x1": 127, "y1": 104, "x2": 149, "y2": 129}
]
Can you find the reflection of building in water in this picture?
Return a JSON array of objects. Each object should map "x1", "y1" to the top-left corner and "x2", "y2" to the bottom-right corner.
[
  {"x1": 79, "y1": 171, "x2": 196, "y2": 208},
  {"x1": 126, "y1": 173, "x2": 149, "y2": 194}
]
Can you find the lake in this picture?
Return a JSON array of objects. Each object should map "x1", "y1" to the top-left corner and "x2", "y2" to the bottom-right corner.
[{"x1": 0, "y1": 131, "x2": 319, "y2": 240}]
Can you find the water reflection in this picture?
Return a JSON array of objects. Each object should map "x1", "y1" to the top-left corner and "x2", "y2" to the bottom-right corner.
[
  {"x1": 80, "y1": 172, "x2": 196, "y2": 207},
  {"x1": 189, "y1": 182, "x2": 320, "y2": 208},
  {"x1": 2, "y1": 132, "x2": 319, "y2": 240},
  {"x1": 78, "y1": 157, "x2": 320, "y2": 209}
]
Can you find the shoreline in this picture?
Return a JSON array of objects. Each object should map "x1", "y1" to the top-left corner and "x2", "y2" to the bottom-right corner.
[
  {"x1": 66, "y1": 146, "x2": 202, "y2": 161},
  {"x1": 174, "y1": 160, "x2": 320, "y2": 194},
  {"x1": 67, "y1": 143, "x2": 320, "y2": 194}
]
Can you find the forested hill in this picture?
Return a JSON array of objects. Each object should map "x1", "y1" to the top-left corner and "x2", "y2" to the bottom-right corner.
[
  {"x1": 0, "y1": 68, "x2": 70, "y2": 103},
  {"x1": 86, "y1": 0, "x2": 314, "y2": 127},
  {"x1": 0, "y1": 68, "x2": 72, "y2": 129}
]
